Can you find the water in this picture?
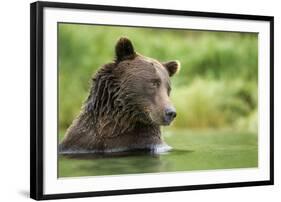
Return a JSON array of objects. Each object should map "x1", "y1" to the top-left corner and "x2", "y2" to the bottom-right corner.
[{"x1": 58, "y1": 130, "x2": 258, "y2": 177}]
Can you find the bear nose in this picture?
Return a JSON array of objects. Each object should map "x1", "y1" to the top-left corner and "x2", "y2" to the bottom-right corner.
[{"x1": 164, "y1": 107, "x2": 177, "y2": 123}]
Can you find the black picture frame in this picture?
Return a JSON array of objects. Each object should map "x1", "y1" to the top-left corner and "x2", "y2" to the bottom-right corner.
[{"x1": 30, "y1": 1, "x2": 274, "y2": 200}]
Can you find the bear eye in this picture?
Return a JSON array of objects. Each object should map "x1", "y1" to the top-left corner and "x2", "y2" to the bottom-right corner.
[{"x1": 151, "y1": 79, "x2": 161, "y2": 87}]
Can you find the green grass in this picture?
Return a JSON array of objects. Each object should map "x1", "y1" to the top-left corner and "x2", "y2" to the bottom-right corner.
[
  {"x1": 59, "y1": 130, "x2": 257, "y2": 177},
  {"x1": 170, "y1": 78, "x2": 258, "y2": 131}
]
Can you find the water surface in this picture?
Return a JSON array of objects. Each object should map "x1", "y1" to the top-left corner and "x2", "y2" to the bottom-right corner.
[{"x1": 59, "y1": 130, "x2": 258, "y2": 177}]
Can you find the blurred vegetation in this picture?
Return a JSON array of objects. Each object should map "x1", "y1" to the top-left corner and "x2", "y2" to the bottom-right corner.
[{"x1": 59, "y1": 23, "x2": 258, "y2": 133}]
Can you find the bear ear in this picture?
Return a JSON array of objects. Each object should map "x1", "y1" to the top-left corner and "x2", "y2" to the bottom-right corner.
[
  {"x1": 115, "y1": 37, "x2": 136, "y2": 61},
  {"x1": 163, "y1": 60, "x2": 180, "y2": 77}
]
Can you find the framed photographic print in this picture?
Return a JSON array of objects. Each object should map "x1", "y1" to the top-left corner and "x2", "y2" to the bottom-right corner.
[{"x1": 30, "y1": 1, "x2": 274, "y2": 200}]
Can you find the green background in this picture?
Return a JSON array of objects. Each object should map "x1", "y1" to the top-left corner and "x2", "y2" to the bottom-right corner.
[{"x1": 58, "y1": 23, "x2": 258, "y2": 177}]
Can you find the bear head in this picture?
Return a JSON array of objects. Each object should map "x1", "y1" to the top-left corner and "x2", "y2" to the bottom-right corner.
[{"x1": 112, "y1": 37, "x2": 180, "y2": 126}]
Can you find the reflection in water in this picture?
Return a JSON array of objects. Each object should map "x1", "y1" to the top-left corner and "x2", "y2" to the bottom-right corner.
[
  {"x1": 58, "y1": 132, "x2": 258, "y2": 177},
  {"x1": 59, "y1": 150, "x2": 193, "y2": 176},
  {"x1": 62, "y1": 149, "x2": 193, "y2": 159}
]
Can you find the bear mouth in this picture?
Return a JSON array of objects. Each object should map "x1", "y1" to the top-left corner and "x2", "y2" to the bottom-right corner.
[
  {"x1": 147, "y1": 114, "x2": 174, "y2": 126},
  {"x1": 162, "y1": 120, "x2": 172, "y2": 126}
]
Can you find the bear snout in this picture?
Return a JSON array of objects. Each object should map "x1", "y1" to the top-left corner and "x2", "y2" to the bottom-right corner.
[{"x1": 163, "y1": 106, "x2": 177, "y2": 125}]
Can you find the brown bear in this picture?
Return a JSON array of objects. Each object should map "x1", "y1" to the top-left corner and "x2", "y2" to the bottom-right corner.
[{"x1": 59, "y1": 37, "x2": 180, "y2": 154}]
